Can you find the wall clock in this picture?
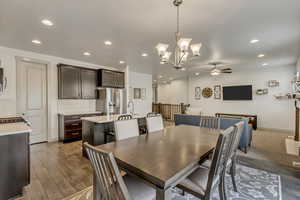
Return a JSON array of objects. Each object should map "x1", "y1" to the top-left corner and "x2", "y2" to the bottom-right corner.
[{"x1": 202, "y1": 87, "x2": 213, "y2": 98}]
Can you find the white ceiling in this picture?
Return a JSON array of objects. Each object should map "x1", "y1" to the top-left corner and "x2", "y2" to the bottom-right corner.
[{"x1": 0, "y1": 0, "x2": 300, "y2": 81}]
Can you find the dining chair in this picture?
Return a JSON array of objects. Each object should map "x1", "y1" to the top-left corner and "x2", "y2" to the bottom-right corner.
[
  {"x1": 177, "y1": 126, "x2": 237, "y2": 200},
  {"x1": 146, "y1": 112, "x2": 160, "y2": 117},
  {"x1": 114, "y1": 119, "x2": 139, "y2": 141},
  {"x1": 105, "y1": 115, "x2": 134, "y2": 143},
  {"x1": 84, "y1": 143, "x2": 156, "y2": 200},
  {"x1": 228, "y1": 121, "x2": 244, "y2": 192},
  {"x1": 199, "y1": 116, "x2": 220, "y2": 129},
  {"x1": 146, "y1": 115, "x2": 164, "y2": 133}
]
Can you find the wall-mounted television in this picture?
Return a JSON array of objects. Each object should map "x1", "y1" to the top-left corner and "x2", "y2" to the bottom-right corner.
[{"x1": 223, "y1": 85, "x2": 252, "y2": 100}]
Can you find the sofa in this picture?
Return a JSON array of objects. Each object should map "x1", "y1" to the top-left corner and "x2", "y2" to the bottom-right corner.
[{"x1": 174, "y1": 114, "x2": 252, "y2": 153}]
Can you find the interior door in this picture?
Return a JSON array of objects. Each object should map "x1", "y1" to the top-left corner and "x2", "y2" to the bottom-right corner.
[{"x1": 17, "y1": 60, "x2": 47, "y2": 144}]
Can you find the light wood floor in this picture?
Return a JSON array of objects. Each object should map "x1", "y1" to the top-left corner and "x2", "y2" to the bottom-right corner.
[
  {"x1": 19, "y1": 125, "x2": 300, "y2": 200},
  {"x1": 20, "y1": 142, "x2": 93, "y2": 200}
]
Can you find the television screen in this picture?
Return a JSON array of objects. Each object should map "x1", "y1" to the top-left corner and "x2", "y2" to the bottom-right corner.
[{"x1": 223, "y1": 85, "x2": 252, "y2": 100}]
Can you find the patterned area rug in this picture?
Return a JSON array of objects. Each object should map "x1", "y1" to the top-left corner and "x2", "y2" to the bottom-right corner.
[{"x1": 63, "y1": 165, "x2": 281, "y2": 200}]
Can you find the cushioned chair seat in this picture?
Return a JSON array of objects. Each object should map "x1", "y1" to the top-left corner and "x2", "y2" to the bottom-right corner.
[
  {"x1": 178, "y1": 166, "x2": 219, "y2": 198},
  {"x1": 124, "y1": 175, "x2": 156, "y2": 200}
]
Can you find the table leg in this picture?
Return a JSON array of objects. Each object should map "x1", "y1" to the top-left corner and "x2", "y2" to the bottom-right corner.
[{"x1": 156, "y1": 187, "x2": 172, "y2": 200}]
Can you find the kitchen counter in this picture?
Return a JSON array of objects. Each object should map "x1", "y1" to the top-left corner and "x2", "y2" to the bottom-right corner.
[
  {"x1": 81, "y1": 114, "x2": 145, "y2": 123},
  {"x1": 58, "y1": 111, "x2": 102, "y2": 116},
  {"x1": 0, "y1": 122, "x2": 32, "y2": 136}
]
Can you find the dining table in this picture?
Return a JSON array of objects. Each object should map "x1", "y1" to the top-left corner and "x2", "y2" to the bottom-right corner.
[{"x1": 94, "y1": 125, "x2": 221, "y2": 200}]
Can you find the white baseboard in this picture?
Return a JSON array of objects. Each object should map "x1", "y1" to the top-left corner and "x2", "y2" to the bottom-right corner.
[
  {"x1": 257, "y1": 127, "x2": 293, "y2": 134},
  {"x1": 48, "y1": 137, "x2": 59, "y2": 142}
]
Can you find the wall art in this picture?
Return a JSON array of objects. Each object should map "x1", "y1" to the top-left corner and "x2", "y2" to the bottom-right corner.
[
  {"x1": 214, "y1": 85, "x2": 221, "y2": 99},
  {"x1": 195, "y1": 87, "x2": 201, "y2": 100},
  {"x1": 202, "y1": 87, "x2": 213, "y2": 98}
]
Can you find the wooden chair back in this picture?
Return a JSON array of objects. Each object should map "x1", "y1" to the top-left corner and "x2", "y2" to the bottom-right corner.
[
  {"x1": 200, "y1": 116, "x2": 220, "y2": 129},
  {"x1": 230, "y1": 121, "x2": 244, "y2": 157},
  {"x1": 118, "y1": 114, "x2": 133, "y2": 121},
  {"x1": 84, "y1": 143, "x2": 132, "y2": 200},
  {"x1": 114, "y1": 119, "x2": 139, "y2": 141},
  {"x1": 205, "y1": 126, "x2": 236, "y2": 197},
  {"x1": 146, "y1": 112, "x2": 160, "y2": 118}
]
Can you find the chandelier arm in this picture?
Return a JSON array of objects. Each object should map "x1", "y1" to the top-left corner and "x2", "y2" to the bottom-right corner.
[{"x1": 178, "y1": 51, "x2": 187, "y2": 64}]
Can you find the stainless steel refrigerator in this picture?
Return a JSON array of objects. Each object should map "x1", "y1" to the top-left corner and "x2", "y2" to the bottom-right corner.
[{"x1": 96, "y1": 88, "x2": 124, "y2": 115}]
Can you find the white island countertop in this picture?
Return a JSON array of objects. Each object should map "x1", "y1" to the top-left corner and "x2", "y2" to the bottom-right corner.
[
  {"x1": 81, "y1": 114, "x2": 145, "y2": 124},
  {"x1": 0, "y1": 122, "x2": 32, "y2": 136}
]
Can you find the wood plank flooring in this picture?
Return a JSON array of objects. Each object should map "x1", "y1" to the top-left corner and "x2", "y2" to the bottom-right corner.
[{"x1": 20, "y1": 142, "x2": 93, "y2": 200}]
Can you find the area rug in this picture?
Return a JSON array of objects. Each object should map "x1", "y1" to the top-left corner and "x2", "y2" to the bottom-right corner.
[{"x1": 63, "y1": 165, "x2": 282, "y2": 200}]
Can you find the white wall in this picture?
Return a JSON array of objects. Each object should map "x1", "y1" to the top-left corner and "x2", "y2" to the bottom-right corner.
[
  {"x1": 0, "y1": 46, "x2": 115, "y2": 141},
  {"x1": 127, "y1": 69, "x2": 153, "y2": 116},
  {"x1": 158, "y1": 65, "x2": 296, "y2": 131},
  {"x1": 157, "y1": 78, "x2": 189, "y2": 104}
]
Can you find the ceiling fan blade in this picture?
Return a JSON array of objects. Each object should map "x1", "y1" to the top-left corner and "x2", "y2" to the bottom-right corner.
[
  {"x1": 221, "y1": 68, "x2": 232, "y2": 71},
  {"x1": 222, "y1": 71, "x2": 232, "y2": 73}
]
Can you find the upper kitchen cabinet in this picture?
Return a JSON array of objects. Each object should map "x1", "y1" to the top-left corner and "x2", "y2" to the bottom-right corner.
[
  {"x1": 58, "y1": 64, "x2": 97, "y2": 99},
  {"x1": 81, "y1": 69, "x2": 97, "y2": 99},
  {"x1": 58, "y1": 64, "x2": 82, "y2": 99},
  {"x1": 98, "y1": 69, "x2": 125, "y2": 88}
]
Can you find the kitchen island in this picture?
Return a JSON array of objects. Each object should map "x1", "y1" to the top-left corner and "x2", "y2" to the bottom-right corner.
[
  {"x1": 81, "y1": 114, "x2": 146, "y2": 157},
  {"x1": 0, "y1": 116, "x2": 31, "y2": 199}
]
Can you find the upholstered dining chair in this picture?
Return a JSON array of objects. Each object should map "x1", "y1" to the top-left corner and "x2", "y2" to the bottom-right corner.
[
  {"x1": 146, "y1": 112, "x2": 160, "y2": 118},
  {"x1": 114, "y1": 119, "x2": 140, "y2": 141},
  {"x1": 177, "y1": 126, "x2": 237, "y2": 200},
  {"x1": 146, "y1": 115, "x2": 164, "y2": 133},
  {"x1": 84, "y1": 143, "x2": 156, "y2": 200},
  {"x1": 199, "y1": 116, "x2": 220, "y2": 129},
  {"x1": 105, "y1": 114, "x2": 134, "y2": 143}
]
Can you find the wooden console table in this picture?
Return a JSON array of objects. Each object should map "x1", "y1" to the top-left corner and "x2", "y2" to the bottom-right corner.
[{"x1": 215, "y1": 113, "x2": 257, "y2": 130}]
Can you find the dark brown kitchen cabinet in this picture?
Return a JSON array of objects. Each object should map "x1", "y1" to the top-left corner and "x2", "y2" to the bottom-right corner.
[
  {"x1": 98, "y1": 69, "x2": 125, "y2": 88},
  {"x1": 58, "y1": 64, "x2": 97, "y2": 99},
  {"x1": 58, "y1": 64, "x2": 81, "y2": 99},
  {"x1": 81, "y1": 69, "x2": 97, "y2": 99},
  {"x1": 0, "y1": 132, "x2": 30, "y2": 200}
]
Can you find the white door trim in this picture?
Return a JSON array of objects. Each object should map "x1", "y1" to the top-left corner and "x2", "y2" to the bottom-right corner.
[{"x1": 16, "y1": 56, "x2": 51, "y2": 143}]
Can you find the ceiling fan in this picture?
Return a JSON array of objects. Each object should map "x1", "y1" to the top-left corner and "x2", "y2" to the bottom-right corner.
[{"x1": 193, "y1": 61, "x2": 232, "y2": 76}]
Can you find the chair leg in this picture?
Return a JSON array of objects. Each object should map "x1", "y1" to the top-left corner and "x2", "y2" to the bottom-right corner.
[
  {"x1": 218, "y1": 174, "x2": 227, "y2": 200},
  {"x1": 230, "y1": 156, "x2": 238, "y2": 192}
]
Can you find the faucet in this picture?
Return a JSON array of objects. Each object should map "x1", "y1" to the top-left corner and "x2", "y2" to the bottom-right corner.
[{"x1": 127, "y1": 100, "x2": 135, "y2": 115}]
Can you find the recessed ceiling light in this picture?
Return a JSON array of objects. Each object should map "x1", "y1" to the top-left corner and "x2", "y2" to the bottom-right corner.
[
  {"x1": 158, "y1": 75, "x2": 163, "y2": 78},
  {"x1": 153, "y1": 80, "x2": 157, "y2": 82},
  {"x1": 181, "y1": 67, "x2": 186, "y2": 71},
  {"x1": 262, "y1": 63, "x2": 269, "y2": 66},
  {"x1": 41, "y1": 19, "x2": 53, "y2": 26},
  {"x1": 250, "y1": 39, "x2": 259, "y2": 44},
  {"x1": 83, "y1": 52, "x2": 91, "y2": 56},
  {"x1": 195, "y1": 72, "x2": 200, "y2": 76},
  {"x1": 32, "y1": 39, "x2": 42, "y2": 45},
  {"x1": 104, "y1": 40, "x2": 112, "y2": 46},
  {"x1": 142, "y1": 53, "x2": 148, "y2": 57},
  {"x1": 258, "y1": 54, "x2": 265, "y2": 58},
  {"x1": 119, "y1": 61, "x2": 125, "y2": 64}
]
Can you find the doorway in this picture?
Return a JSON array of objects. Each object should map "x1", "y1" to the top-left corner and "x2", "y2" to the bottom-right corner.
[{"x1": 16, "y1": 59, "x2": 48, "y2": 144}]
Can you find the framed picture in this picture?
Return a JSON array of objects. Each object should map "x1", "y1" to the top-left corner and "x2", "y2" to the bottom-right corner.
[
  {"x1": 195, "y1": 87, "x2": 201, "y2": 100},
  {"x1": 214, "y1": 85, "x2": 221, "y2": 99},
  {"x1": 0, "y1": 67, "x2": 3, "y2": 93},
  {"x1": 133, "y1": 88, "x2": 141, "y2": 99},
  {"x1": 141, "y1": 88, "x2": 146, "y2": 100}
]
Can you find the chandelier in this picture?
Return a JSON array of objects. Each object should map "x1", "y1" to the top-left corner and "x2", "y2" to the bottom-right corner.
[{"x1": 156, "y1": 0, "x2": 202, "y2": 70}]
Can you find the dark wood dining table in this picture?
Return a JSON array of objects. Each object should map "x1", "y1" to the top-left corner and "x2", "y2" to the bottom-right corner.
[{"x1": 95, "y1": 125, "x2": 221, "y2": 200}]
